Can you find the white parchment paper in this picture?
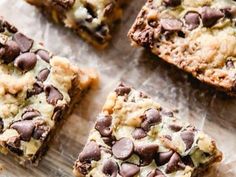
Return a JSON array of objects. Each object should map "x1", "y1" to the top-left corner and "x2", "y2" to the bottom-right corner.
[{"x1": 0, "y1": 0, "x2": 235, "y2": 176}]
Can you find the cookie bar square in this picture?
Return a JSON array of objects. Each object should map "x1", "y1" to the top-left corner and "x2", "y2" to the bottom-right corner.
[
  {"x1": 128, "y1": 0, "x2": 236, "y2": 95},
  {"x1": 73, "y1": 84, "x2": 222, "y2": 177},
  {"x1": 0, "y1": 17, "x2": 97, "y2": 165},
  {"x1": 25, "y1": 0, "x2": 126, "y2": 48}
]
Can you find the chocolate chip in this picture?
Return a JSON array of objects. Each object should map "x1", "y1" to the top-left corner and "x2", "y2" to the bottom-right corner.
[
  {"x1": 102, "y1": 136, "x2": 115, "y2": 146},
  {"x1": 44, "y1": 85, "x2": 63, "y2": 105},
  {"x1": 132, "y1": 128, "x2": 147, "y2": 139},
  {"x1": 221, "y1": 7, "x2": 236, "y2": 19},
  {"x1": 3, "y1": 21, "x2": 18, "y2": 33},
  {"x1": 11, "y1": 120, "x2": 35, "y2": 142},
  {"x1": 27, "y1": 81, "x2": 44, "y2": 98},
  {"x1": 6, "y1": 136, "x2": 23, "y2": 156},
  {"x1": 13, "y1": 32, "x2": 34, "y2": 52},
  {"x1": 33, "y1": 121, "x2": 50, "y2": 140},
  {"x1": 180, "y1": 131, "x2": 194, "y2": 151},
  {"x1": 79, "y1": 141, "x2": 101, "y2": 162},
  {"x1": 102, "y1": 159, "x2": 118, "y2": 177},
  {"x1": 120, "y1": 163, "x2": 140, "y2": 177},
  {"x1": 115, "y1": 84, "x2": 131, "y2": 96},
  {"x1": 22, "y1": 108, "x2": 41, "y2": 120},
  {"x1": 36, "y1": 49, "x2": 50, "y2": 63},
  {"x1": 200, "y1": 7, "x2": 224, "y2": 27},
  {"x1": 165, "y1": 152, "x2": 182, "y2": 174},
  {"x1": 112, "y1": 138, "x2": 134, "y2": 160},
  {"x1": 14, "y1": 52, "x2": 37, "y2": 72},
  {"x1": 0, "y1": 118, "x2": 4, "y2": 133},
  {"x1": 184, "y1": 11, "x2": 200, "y2": 30},
  {"x1": 163, "y1": 0, "x2": 181, "y2": 7},
  {"x1": 147, "y1": 169, "x2": 165, "y2": 177},
  {"x1": 95, "y1": 114, "x2": 112, "y2": 137},
  {"x1": 75, "y1": 161, "x2": 91, "y2": 175},
  {"x1": 226, "y1": 59, "x2": 235, "y2": 69},
  {"x1": 160, "y1": 18, "x2": 183, "y2": 31},
  {"x1": 141, "y1": 109, "x2": 162, "y2": 131},
  {"x1": 37, "y1": 68, "x2": 50, "y2": 82},
  {"x1": 169, "y1": 124, "x2": 182, "y2": 132},
  {"x1": 52, "y1": 105, "x2": 66, "y2": 120},
  {"x1": 181, "y1": 155, "x2": 194, "y2": 167},
  {"x1": 1, "y1": 40, "x2": 20, "y2": 64},
  {"x1": 155, "y1": 151, "x2": 174, "y2": 166},
  {"x1": 135, "y1": 144, "x2": 159, "y2": 165}
]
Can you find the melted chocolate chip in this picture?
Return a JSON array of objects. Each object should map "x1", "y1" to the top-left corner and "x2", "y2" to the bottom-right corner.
[
  {"x1": 14, "y1": 52, "x2": 37, "y2": 72},
  {"x1": 169, "y1": 124, "x2": 182, "y2": 132},
  {"x1": 95, "y1": 114, "x2": 112, "y2": 137},
  {"x1": 102, "y1": 136, "x2": 115, "y2": 146},
  {"x1": 147, "y1": 169, "x2": 165, "y2": 177},
  {"x1": 141, "y1": 108, "x2": 162, "y2": 131},
  {"x1": 52, "y1": 105, "x2": 66, "y2": 120},
  {"x1": 37, "y1": 68, "x2": 50, "y2": 82},
  {"x1": 163, "y1": 0, "x2": 181, "y2": 7},
  {"x1": 200, "y1": 7, "x2": 224, "y2": 27},
  {"x1": 165, "y1": 152, "x2": 182, "y2": 174},
  {"x1": 22, "y1": 108, "x2": 40, "y2": 120},
  {"x1": 102, "y1": 159, "x2": 118, "y2": 177},
  {"x1": 184, "y1": 11, "x2": 200, "y2": 30},
  {"x1": 33, "y1": 121, "x2": 50, "y2": 140},
  {"x1": 1, "y1": 40, "x2": 20, "y2": 64},
  {"x1": 120, "y1": 163, "x2": 140, "y2": 177},
  {"x1": 221, "y1": 7, "x2": 236, "y2": 19},
  {"x1": 11, "y1": 120, "x2": 35, "y2": 142},
  {"x1": 112, "y1": 138, "x2": 134, "y2": 160},
  {"x1": 135, "y1": 144, "x2": 159, "y2": 165},
  {"x1": 36, "y1": 49, "x2": 50, "y2": 63},
  {"x1": 132, "y1": 128, "x2": 147, "y2": 140},
  {"x1": 44, "y1": 85, "x2": 63, "y2": 105},
  {"x1": 6, "y1": 136, "x2": 23, "y2": 156},
  {"x1": 79, "y1": 141, "x2": 101, "y2": 162},
  {"x1": 160, "y1": 18, "x2": 182, "y2": 31},
  {"x1": 180, "y1": 131, "x2": 194, "y2": 151},
  {"x1": 115, "y1": 84, "x2": 131, "y2": 96},
  {"x1": 155, "y1": 151, "x2": 174, "y2": 166},
  {"x1": 27, "y1": 81, "x2": 44, "y2": 98},
  {"x1": 181, "y1": 155, "x2": 194, "y2": 167},
  {"x1": 13, "y1": 32, "x2": 34, "y2": 52}
]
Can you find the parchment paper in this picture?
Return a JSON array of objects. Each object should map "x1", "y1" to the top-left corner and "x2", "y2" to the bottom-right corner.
[{"x1": 0, "y1": 0, "x2": 235, "y2": 176}]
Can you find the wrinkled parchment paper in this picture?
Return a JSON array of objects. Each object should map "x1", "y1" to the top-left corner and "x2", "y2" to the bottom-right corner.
[{"x1": 0, "y1": 0, "x2": 235, "y2": 176}]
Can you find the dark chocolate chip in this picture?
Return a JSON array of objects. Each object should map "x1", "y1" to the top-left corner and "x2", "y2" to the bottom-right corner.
[
  {"x1": 52, "y1": 105, "x2": 66, "y2": 120},
  {"x1": 141, "y1": 108, "x2": 162, "y2": 131},
  {"x1": 6, "y1": 136, "x2": 23, "y2": 156},
  {"x1": 3, "y1": 21, "x2": 18, "y2": 33},
  {"x1": 33, "y1": 121, "x2": 50, "y2": 140},
  {"x1": 184, "y1": 11, "x2": 200, "y2": 30},
  {"x1": 36, "y1": 49, "x2": 50, "y2": 63},
  {"x1": 180, "y1": 131, "x2": 194, "y2": 151},
  {"x1": 147, "y1": 169, "x2": 166, "y2": 177},
  {"x1": 0, "y1": 118, "x2": 4, "y2": 133},
  {"x1": 226, "y1": 59, "x2": 235, "y2": 69},
  {"x1": 200, "y1": 7, "x2": 224, "y2": 27},
  {"x1": 27, "y1": 81, "x2": 44, "y2": 98},
  {"x1": 155, "y1": 151, "x2": 174, "y2": 166},
  {"x1": 132, "y1": 128, "x2": 147, "y2": 140},
  {"x1": 14, "y1": 52, "x2": 37, "y2": 72},
  {"x1": 102, "y1": 136, "x2": 115, "y2": 146},
  {"x1": 95, "y1": 114, "x2": 112, "y2": 137},
  {"x1": 1, "y1": 40, "x2": 20, "y2": 64},
  {"x1": 169, "y1": 124, "x2": 182, "y2": 132},
  {"x1": 79, "y1": 141, "x2": 101, "y2": 162},
  {"x1": 13, "y1": 32, "x2": 34, "y2": 52},
  {"x1": 11, "y1": 120, "x2": 35, "y2": 142},
  {"x1": 112, "y1": 138, "x2": 134, "y2": 160},
  {"x1": 102, "y1": 159, "x2": 118, "y2": 177},
  {"x1": 44, "y1": 85, "x2": 63, "y2": 105},
  {"x1": 181, "y1": 155, "x2": 194, "y2": 167},
  {"x1": 22, "y1": 108, "x2": 41, "y2": 120},
  {"x1": 115, "y1": 84, "x2": 131, "y2": 96},
  {"x1": 135, "y1": 144, "x2": 159, "y2": 165},
  {"x1": 163, "y1": 0, "x2": 181, "y2": 7},
  {"x1": 165, "y1": 152, "x2": 182, "y2": 174},
  {"x1": 120, "y1": 163, "x2": 140, "y2": 177},
  {"x1": 160, "y1": 18, "x2": 182, "y2": 31},
  {"x1": 37, "y1": 68, "x2": 50, "y2": 82},
  {"x1": 221, "y1": 7, "x2": 236, "y2": 18}
]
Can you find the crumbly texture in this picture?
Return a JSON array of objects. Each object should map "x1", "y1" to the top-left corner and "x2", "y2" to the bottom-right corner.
[
  {"x1": 128, "y1": 0, "x2": 236, "y2": 95},
  {"x1": 0, "y1": 17, "x2": 97, "y2": 165},
  {"x1": 26, "y1": 0, "x2": 126, "y2": 48},
  {"x1": 73, "y1": 84, "x2": 222, "y2": 177}
]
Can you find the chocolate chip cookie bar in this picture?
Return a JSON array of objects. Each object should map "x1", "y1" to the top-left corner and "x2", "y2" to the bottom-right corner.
[
  {"x1": 25, "y1": 0, "x2": 126, "y2": 48},
  {"x1": 0, "y1": 17, "x2": 97, "y2": 165},
  {"x1": 128, "y1": 0, "x2": 236, "y2": 94},
  {"x1": 73, "y1": 84, "x2": 222, "y2": 177}
]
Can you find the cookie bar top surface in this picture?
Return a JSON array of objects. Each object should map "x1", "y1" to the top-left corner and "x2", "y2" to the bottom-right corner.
[
  {"x1": 74, "y1": 84, "x2": 222, "y2": 177},
  {"x1": 0, "y1": 17, "x2": 96, "y2": 164},
  {"x1": 26, "y1": 0, "x2": 125, "y2": 47},
  {"x1": 128, "y1": 0, "x2": 236, "y2": 94}
]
